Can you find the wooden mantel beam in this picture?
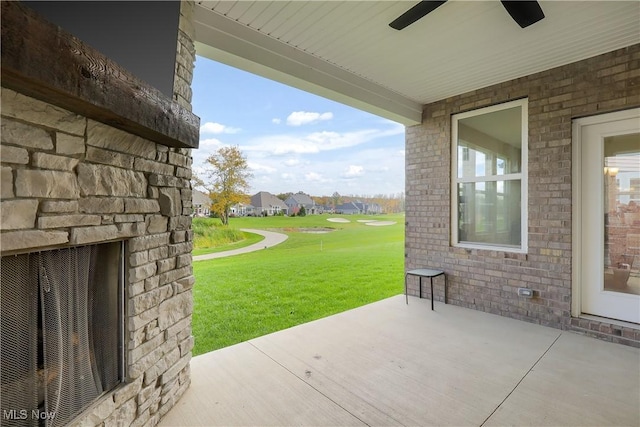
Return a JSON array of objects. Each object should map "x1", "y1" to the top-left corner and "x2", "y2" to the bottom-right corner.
[{"x1": 1, "y1": 2, "x2": 199, "y2": 149}]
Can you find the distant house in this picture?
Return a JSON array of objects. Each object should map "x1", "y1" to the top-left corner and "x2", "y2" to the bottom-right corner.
[
  {"x1": 354, "y1": 201, "x2": 382, "y2": 214},
  {"x1": 335, "y1": 202, "x2": 361, "y2": 215},
  {"x1": 310, "y1": 204, "x2": 332, "y2": 214},
  {"x1": 336, "y1": 201, "x2": 382, "y2": 215},
  {"x1": 368, "y1": 202, "x2": 382, "y2": 214},
  {"x1": 317, "y1": 205, "x2": 333, "y2": 214},
  {"x1": 192, "y1": 190, "x2": 212, "y2": 217},
  {"x1": 285, "y1": 192, "x2": 316, "y2": 215},
  {"x1": 250, "y1": 191, "x2": 288, "y2": 216},
  {"x1": 230, "y1": 203, "x2": 255, "y2": 217}
]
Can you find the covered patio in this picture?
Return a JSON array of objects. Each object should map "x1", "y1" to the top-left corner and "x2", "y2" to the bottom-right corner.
[{"x1": 160, "y1": 295, "x2": 639, "y2": 426}]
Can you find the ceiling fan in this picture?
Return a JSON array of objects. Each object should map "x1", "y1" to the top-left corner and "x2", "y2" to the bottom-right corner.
[{"x1": 389, "y1": 1, "x2": 545, "y2": 30}]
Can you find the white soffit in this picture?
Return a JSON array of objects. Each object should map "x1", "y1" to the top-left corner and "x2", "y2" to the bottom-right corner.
[{"x1": 194, "y1": 1, "x2": 640, "y2": 125}]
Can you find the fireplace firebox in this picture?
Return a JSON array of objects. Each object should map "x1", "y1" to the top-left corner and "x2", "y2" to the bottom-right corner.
[{"x1": 1, "y1": 241, "x2": 124, "y2": 427}]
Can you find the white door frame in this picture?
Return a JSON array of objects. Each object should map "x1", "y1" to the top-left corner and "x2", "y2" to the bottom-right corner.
[{"x1": 572, "y1": 107, "x2": 640, "y2": 321}]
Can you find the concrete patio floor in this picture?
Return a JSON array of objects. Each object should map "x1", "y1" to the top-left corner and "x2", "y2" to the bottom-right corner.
[{"x1": 159, "y1": 295, "x2": 640, "y2": 427}]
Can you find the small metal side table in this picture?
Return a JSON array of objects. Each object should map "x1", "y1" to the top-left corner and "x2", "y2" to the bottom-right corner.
[{"x1": 405, "y1": 269, "x2": 446, "y2": 310}]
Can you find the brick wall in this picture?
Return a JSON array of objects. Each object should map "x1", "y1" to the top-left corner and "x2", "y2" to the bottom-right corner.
[
  {"x1": 405, "y1": 44, "x2": 640, "y2": 347},
  {"x1": 0, "y1": 1, "x2": 198, "y2": 425}
]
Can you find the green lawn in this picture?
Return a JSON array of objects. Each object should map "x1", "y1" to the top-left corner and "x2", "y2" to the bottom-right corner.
[{"x1": 192, "y1": 213, "x2": 405, "y2": 355}]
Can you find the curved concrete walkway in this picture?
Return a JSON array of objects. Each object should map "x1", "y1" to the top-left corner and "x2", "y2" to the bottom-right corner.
[{"x1": 193, "y1": 228, "x2": 288, "y2": 261}]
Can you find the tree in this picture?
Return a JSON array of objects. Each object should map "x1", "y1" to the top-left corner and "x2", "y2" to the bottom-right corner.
[
  {"x1": 312, "y1": 195, "x2": 328, "y2": 208},
  {"x1": 276, "y1": 192, "x2": 292, "y2": 201},
  {"x1": 331, "y1": 191, "x2": 341, "y2": 209},
  {"x1": 203, "y1": 146, "x2": 252, "y2": 225},
  {"x1": 190, "y1": 173, "x2": 206, "y2": 192}
]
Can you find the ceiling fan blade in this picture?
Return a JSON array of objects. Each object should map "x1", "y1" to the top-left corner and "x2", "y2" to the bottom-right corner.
[
  {"x1": 389, "y1": 1, "x2": 447, "y2": 30},
  {"x1": 500, "y1": 1, "x2": 545, "y2": 28}
]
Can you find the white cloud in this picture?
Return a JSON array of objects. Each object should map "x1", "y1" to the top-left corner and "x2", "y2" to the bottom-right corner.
[
  {"x1": 191, "y1": 165, "x2": 207, "y2": 180},
  {"x1": 241, "y1": 146, "x2": 405, "y2": 195},
  {"x1": 248, "y1": 162, "x2": 277, "y2": 173},
  {"x1": 200, "y1": 122, "x2": 240, "y2": 134},
  {"x1": 193, "y1": 124, "x2": 405, "y2": 196},
  {"x1": 243, "y1": 129, "x2": 382, "y2": 156},
  {"x1": 191, "y1": 138, "x2": 228, "y2": 173},
  {"x1": 272, "y1": 118, "x2": 281, "y2": 125},
  {"x1": 199, "y1": 137, "x2": 223, "y2": 147},
  {"x1": 342, "y1": 165, "x2": 364, "y2": 178},
  {"x1": 283, "y1": 158, "x2": 301, "y2": 167},
  {"x1": 286, "y1": 111, "x2": 333, "y2": 126},
  {"x1": 305, "y1": 172, "x2": 327, "y2": 182}
]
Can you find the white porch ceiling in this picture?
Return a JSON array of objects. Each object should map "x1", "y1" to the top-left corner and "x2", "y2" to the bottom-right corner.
[{"x1": 194, "y1": 1, "x2": 640, "y2": 125}]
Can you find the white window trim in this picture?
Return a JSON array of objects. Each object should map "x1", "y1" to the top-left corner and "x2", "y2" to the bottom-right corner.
[{"x1": 451, "y1": 99, "x2": 528, "y2": 253}]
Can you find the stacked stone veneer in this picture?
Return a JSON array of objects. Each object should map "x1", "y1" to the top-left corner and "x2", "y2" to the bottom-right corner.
[
  {"x1": 405, "y1": 44, "x2": 640, "y2": 347},
  {"x1": 0, "y1": 2, "x2": 198, "y2": 425},
  {"x1": 1, "y1": 87, "x2": 194, "y2": 426},
  {"x1": 173, "y1": 1, "x2": 196, "y2": 113}
]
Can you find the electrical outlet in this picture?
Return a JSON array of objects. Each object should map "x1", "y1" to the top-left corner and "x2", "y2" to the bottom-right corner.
[{"x1": 518, "y1": 287, "x2": 534, "y2": 297}]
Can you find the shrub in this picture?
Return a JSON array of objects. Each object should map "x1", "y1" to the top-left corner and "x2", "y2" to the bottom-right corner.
[{"x1": 192, "y1": 218, "x2": 245, "y2": 249}]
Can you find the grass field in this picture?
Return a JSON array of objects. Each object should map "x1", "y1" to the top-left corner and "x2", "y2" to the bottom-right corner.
[{"x1": 192, "y1": 213, "x2": 405, "y2": 355}]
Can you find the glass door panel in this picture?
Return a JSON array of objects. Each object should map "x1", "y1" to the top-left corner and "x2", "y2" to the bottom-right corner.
[
  {"x1": 603, "y1": 133, "x2": 640, "y2": 296},
  {"x1": 578, "y1": 110, "x2": 640, "y2": 324}
]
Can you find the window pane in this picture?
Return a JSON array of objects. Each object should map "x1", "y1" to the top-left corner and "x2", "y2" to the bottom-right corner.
[
  {"x1": 603, "y1": 133, "x2": 640, "y2": 295},
  {"x1": 458, "y1": 180, "x2": 521, "y2": 247},
  {"x1": 457, "y1": 106, "x2": 522, "y2": 179}
]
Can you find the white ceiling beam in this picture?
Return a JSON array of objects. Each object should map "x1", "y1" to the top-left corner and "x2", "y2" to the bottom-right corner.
[{"x1": 193, "y1": 5, "x2": 422, "y2": 126}]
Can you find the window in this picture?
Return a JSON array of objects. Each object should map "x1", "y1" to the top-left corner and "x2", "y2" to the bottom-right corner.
[{"x1": 452, "y1": 99, "x2": 527, "y2": 252}]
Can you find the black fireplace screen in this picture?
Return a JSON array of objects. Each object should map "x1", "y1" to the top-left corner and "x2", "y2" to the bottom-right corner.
[{"x1": 1, "y1": 242, "x2": 123, "y2": 427}]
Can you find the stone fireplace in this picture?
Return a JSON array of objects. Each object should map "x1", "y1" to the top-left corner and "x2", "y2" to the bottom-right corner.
[
  {"x1": 2, "y1": 242, "x2": 124, "y2": 426},
  {"x1": 1, "y1": 2, "x2": 199, "y2": 426}
]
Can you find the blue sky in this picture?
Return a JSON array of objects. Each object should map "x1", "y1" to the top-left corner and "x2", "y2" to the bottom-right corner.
[{"x1": 191, "y1": 55, "x2": 406, "y2": 197}]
